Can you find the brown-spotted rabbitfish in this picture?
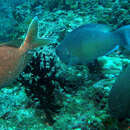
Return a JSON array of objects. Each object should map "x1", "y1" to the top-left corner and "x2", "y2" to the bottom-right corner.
[
  {"x1": 109, "y1": 64, "x2": 130, "y2": 119},
  {"x1": 56, "y1": 24, "x2": 130, "y2": 65},
  {"x1": 0, "y1": 17, "x2": 49, "y2": 88}
]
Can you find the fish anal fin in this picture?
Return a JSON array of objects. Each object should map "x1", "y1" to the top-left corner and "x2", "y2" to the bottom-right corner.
[{"x1": 0, "y1": 40, "x2": 22, "y2": 48}]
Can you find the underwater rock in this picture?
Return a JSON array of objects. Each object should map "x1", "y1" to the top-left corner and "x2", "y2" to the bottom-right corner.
[{"x1": 98, "y1": 56, "x2": 130, "y2": 75}]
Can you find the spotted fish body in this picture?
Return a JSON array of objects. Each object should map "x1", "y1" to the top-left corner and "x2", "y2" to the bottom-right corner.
[
  {"x1": 109, "y1": 65, "x2": 130, "y2": 119},
  {"x1": 0, "y1": 17, "x2": 49, "y2": 88},
  {"x1": 56, "y1": 24, "x2": 130, "y2": 65}
]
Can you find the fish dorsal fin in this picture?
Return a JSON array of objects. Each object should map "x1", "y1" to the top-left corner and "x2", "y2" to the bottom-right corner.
[
  {"x1": 74, "y1": 24, "x2": 112, "y2": 33},
  {"x1": 20, "y1": 16, "x2": 38, "y2": 49},
  {"x1": 19, "y1": 16, "x2": 49, "y2": 52},
  {"x1": 0, "y1": 40, "x2": 22, "y2": 48}
]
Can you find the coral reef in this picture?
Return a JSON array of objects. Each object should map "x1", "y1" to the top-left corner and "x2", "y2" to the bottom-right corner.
[
  {"x1": 0, "y1": 0, "x2": 129, "y2": 129},
  {"x1": 18, "y1": 44, "x2": 87, "y2": 125},
  {"x1": 19, "y1": 45, "x2": 62, "y2": 125}
]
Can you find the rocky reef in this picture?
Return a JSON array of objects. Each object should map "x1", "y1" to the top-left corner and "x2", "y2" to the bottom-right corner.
[{"x1": 0, "y1": 0, "x2": 129, "y2": 129}]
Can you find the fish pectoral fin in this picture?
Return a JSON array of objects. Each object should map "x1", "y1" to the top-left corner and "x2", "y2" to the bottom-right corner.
[{"x1": 105, "y1": 45, "x2": 119, "y2": 55}]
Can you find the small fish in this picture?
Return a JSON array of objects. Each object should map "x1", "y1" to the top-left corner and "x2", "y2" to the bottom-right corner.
[
  {"x1": 108, "y1": 65, "x2": 130, "y2": 119},
  {"x1": 0, "y1": 17, "x2": 49, "y2": 88},
  {"x1": 56, "y1": 24, "x2": 130, "y2": 65}
]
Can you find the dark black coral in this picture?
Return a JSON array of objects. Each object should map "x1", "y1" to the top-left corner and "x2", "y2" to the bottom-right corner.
[{"x1": 18, "y1": 45, "x2": 62, "y2": 125}]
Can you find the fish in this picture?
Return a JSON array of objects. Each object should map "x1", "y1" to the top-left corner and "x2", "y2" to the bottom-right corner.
[
  {"x1": 108, "y1": 64, "x2": 130, "y2": 119},
  {"x1": 114, "y1": 25, "x2": 130, "y2": 51},
  {"x1": 0, "y1": 16, "x2": 49, "y2": 88},
  {"x1": 56, "y1": 24, "x2": 130, "y2": 65}
]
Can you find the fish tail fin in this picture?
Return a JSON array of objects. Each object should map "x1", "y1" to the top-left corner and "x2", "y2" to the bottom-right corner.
[
  {"x1": 114, "y1": 25, "x2": 130, "y2": 51},
  {"x1": 19, "y1": 16, "x2": 49, "y2": 52}
]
